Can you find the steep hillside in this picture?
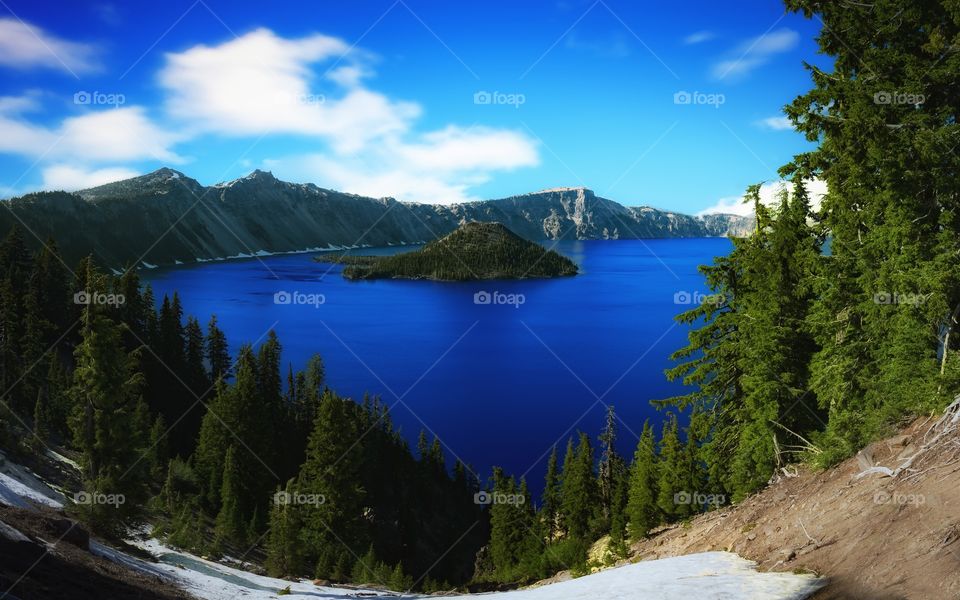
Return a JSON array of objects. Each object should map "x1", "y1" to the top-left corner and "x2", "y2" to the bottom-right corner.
[
  {"x1": 620, "y1": 400, "x2": 960, "y2": 600},
  {"x1": 0, "y1": 170, "x2": 752, "y2": 269}
]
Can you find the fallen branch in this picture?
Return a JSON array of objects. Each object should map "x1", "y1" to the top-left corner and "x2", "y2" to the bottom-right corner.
[{"x1": 854, "y1": 395, "x2": 960, "y2": 480}]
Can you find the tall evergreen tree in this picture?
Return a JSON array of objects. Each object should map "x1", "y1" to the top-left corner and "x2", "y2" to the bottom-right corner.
[
  {"x1": 655, "y1": 416, "x2": 686, "y2": 520},
  {"x1": 559, "y1": 432, "x2": 596, "y2": 541},
  {"x1": 206, "y1": 314, "x2": 231, "y2": 382},
  {"x1": 68, "y1": 261, "x2": 150, "y2": 535},
  {"x1": 626, "y1": 421, "x2": 658, "y2": 541},
  {"x1": 265, "y1": 479, "x2": 304, "y2": 577},
  {"x1": 215, "y1": 445, "x2": 247, "y2": 547},
  {"x1": 297, "y1": 391, "x2": 368, "y2": 570},
  {"x1": 782, "y1": 0, "x2": 960, "y2": 463},
  {"x1": 541, "y1": 445, "x2": 561, "y2": 539}
]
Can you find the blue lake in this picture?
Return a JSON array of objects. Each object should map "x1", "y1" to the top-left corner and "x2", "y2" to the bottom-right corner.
[{"x1": 142, "y1": 238, "x2": 731, "y2": 495}]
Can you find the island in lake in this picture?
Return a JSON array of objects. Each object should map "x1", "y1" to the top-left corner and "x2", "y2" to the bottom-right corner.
[{"x1": 315, "y1": 221, "x2": 579, "y2": 281}]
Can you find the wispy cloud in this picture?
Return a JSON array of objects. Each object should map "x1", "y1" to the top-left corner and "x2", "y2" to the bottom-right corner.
[
  {"x1": 711, "y1": 28, "x2": 798, "y2": 80},
  {"x1": 0, "y1": 105, "x2": 182, "y2": 163},
  {"x1": 41, "y1": 164, "x2": 140, "y2": 191},
  {"x1": 756, "y1": 115, "x2": 793, "y2": 130},
  {"x1": 683, "y1": 31, "x2": 715, "y2": 45},
  {"x1": 0, "y1": 18, "x2": 101, "y2": 74},
  {"x1": 269, "y1": 125, "x2": 540, "y2": 204}
]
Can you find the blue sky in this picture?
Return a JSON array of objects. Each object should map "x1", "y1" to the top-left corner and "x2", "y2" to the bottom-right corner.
[{"x1": 0, "y1": 0, "x2": 828, "y2": 214}]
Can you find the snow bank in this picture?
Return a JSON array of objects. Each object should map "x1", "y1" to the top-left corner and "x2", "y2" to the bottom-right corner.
[
  {"x1": 125, "y1": 538, "x2": 822, "y2": 600},
  {"x1": 487, "y1": 552, "x2": 823, "y2": 599},
  {"x1": 131, "y1": 538, "x2": 402, "y2": 599},
  {"x1": 0, "y1": 453, "x2": 65, "y2": 509}
]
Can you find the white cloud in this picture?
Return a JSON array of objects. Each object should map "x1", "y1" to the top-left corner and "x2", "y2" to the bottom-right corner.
[
  {"x1": 41, "y1": 164, "x2": 140, "y2": 191},
  {"x1": 684, "y1": 31, "x2": 715, "y2": 45},
  {"x1": 756, "y1": 115, "x2": 793, "y2": 130},
  {"x1": 165, "y1": 28, "x2": 539, "y2": 204},
  {"x1": 396, "y1": 126, "x2": 539, "y2": 173},
  {"x1": 159, "y1": 28, "x2": 419, "y2": 153},
  {"x1": 0, "y1": 93, "x2": 42, "y2": 115},
  {"x1": 269, "y1": 126, "x2": 540, "y2": 204},
  {"x1": 326, "y1": 64, "x2": 372, "y2": 88},
  {"x1": 0, "y1": 18, "x2": 100, "y2": 74},
  {"x1": 2, "y1": 27, "x2": 539, "y2": 203},
  {"x1": 712, "y1": 29, "x2": 798, "y2": 80},
  {"x1": 698, "y1": 179, "x2": 826, "y2": 216},
  {"x1": 0, "y1": 106, "x2": 182, "y2": 163}
]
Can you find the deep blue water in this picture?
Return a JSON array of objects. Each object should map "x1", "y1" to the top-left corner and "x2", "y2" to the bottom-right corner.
[{"x1": 142, "y1": 238, "x2": 731, "y2": 495}]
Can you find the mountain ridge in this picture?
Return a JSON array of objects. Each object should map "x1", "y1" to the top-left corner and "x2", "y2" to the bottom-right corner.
[{"x1": 0, "y1": 168, "x2": 754, "y2": 269}]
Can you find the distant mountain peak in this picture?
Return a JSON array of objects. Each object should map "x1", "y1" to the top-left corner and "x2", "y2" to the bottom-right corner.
[
  {"x1": 528, "y1": 186, "x2": 593, "y2": 195},
  {"x1": 246, "y1": 169, "x2": 276, "y2": 181},
  {"x1": 77, "y1": 166, "x2": 197, "y2": 201},
  {"x1": 215, "y1": 169, "x2": 281, "y2": 189},
  {"x1": 149, "y1": 167, "x2": 185, "y2": 178}
]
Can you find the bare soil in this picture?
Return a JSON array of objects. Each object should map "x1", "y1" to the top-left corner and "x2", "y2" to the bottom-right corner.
[{"x1": 627, "y1": 413, "x2": 960, "y2": 600}]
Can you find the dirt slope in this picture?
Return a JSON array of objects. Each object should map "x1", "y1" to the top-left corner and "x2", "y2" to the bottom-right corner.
[{"x1": 628, "y1": 406, "x2": 960, "y2": 600}]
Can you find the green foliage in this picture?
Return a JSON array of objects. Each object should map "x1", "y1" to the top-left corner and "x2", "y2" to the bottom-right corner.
[
  {"x1": 486, "y1": 470, "x2": 541, "y2": 582},
  {"x1": 68, "y1": 260, "x2": 151, "y2": 536},
  {"x1": 626, "y1": 421, "x2": 658, "y2": 541},
  {"x1": 655, "y1": 416, "x2": 686, "y2": 519},
  {"x1": 266, "y1": 480, "x2": 305, "y2": 578},
  {"x1": 214, "y1": 445, "x2": 247, "y2": 547},
  {"x1": 541, "y1": 445, "x2": 561, "y2": 539},
  {"x1": 317, "y1": 221, "x2": 578, "y2": 281},
  {"x1": 560, "y1": 432, "x2": 597, "y2": 541}
]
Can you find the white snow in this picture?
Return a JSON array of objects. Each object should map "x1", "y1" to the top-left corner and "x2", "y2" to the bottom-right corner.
[
  {"x1": 0, "y1": 453, "x2": 65, "y2": 509},
  {"x1": 129, "y1": 538, "x2": 401, "y2": 600},
  {"x1": 117, "y1": 537, "x2": 822, "y2": 600},
  {"x1": 475, "y1": 553, "x2": 822, "y2": 599},
  {"x1": 46, "y1": 448, "x2": 80, "y2": 471},
  {"x1": 0, "y1": 519, "x2": 30, "y2": 543}
]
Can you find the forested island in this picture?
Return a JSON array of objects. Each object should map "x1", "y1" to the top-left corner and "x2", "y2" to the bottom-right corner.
[{"x1": 314, "y1": 221, "x2": 579, "y2": 281}]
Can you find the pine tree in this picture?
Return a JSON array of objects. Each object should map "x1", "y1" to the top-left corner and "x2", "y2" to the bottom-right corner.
[
  {"x1": 655, "y1": 416, "x2": 686, "y2": 520},
  {"x1": 215, "y1": 445, "x2": 246, "y2": 547},
  {"x1": 607, "y1": 464, "x2": 629, "y2": 560},
  {"x1": 626, "y1": 421, "x2": 658, "y2": 541},
  {"x1": 559, "y1": 432, "x2": 596, "y2": 541},
  {"x1": 487, "y1": 467, "x2": 519, "y2": 579},
  {"x1": 32, "y1": 387, "x2": 52, "y2": 446},
  {"x1": 542, "y1": 445, "x2": 561, "y2": 539},
  {"x1": 32, "y1": 237, "x2": 71, "y2": 339},
  {"x1": 389, "y1": 562, "x2": 412, "y2": 591},
  {"x1": 148, "y1": 414, "x2": 169, "y2": 481},
  {"x1": 298, "y1": 391, "x2": 368, "y2": 570},
  {"x1": 193, "y1": 379, "x2": 230, "y2": 510},
  {"x1": 597, "y1": 405, "x2": 620, "y2": 522},
  {"x1": 68, "y1": 261, "x2": 150, "y2": 535},
  {"x1": 782, "y1": 0, "x2": 960, "y2": 463},
  {"x1": 206, "y1": 314, "x2": 231, "y2": 382},
  {"x1": 351, "y1": 545, "x2": 380, "y2": 584}
]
